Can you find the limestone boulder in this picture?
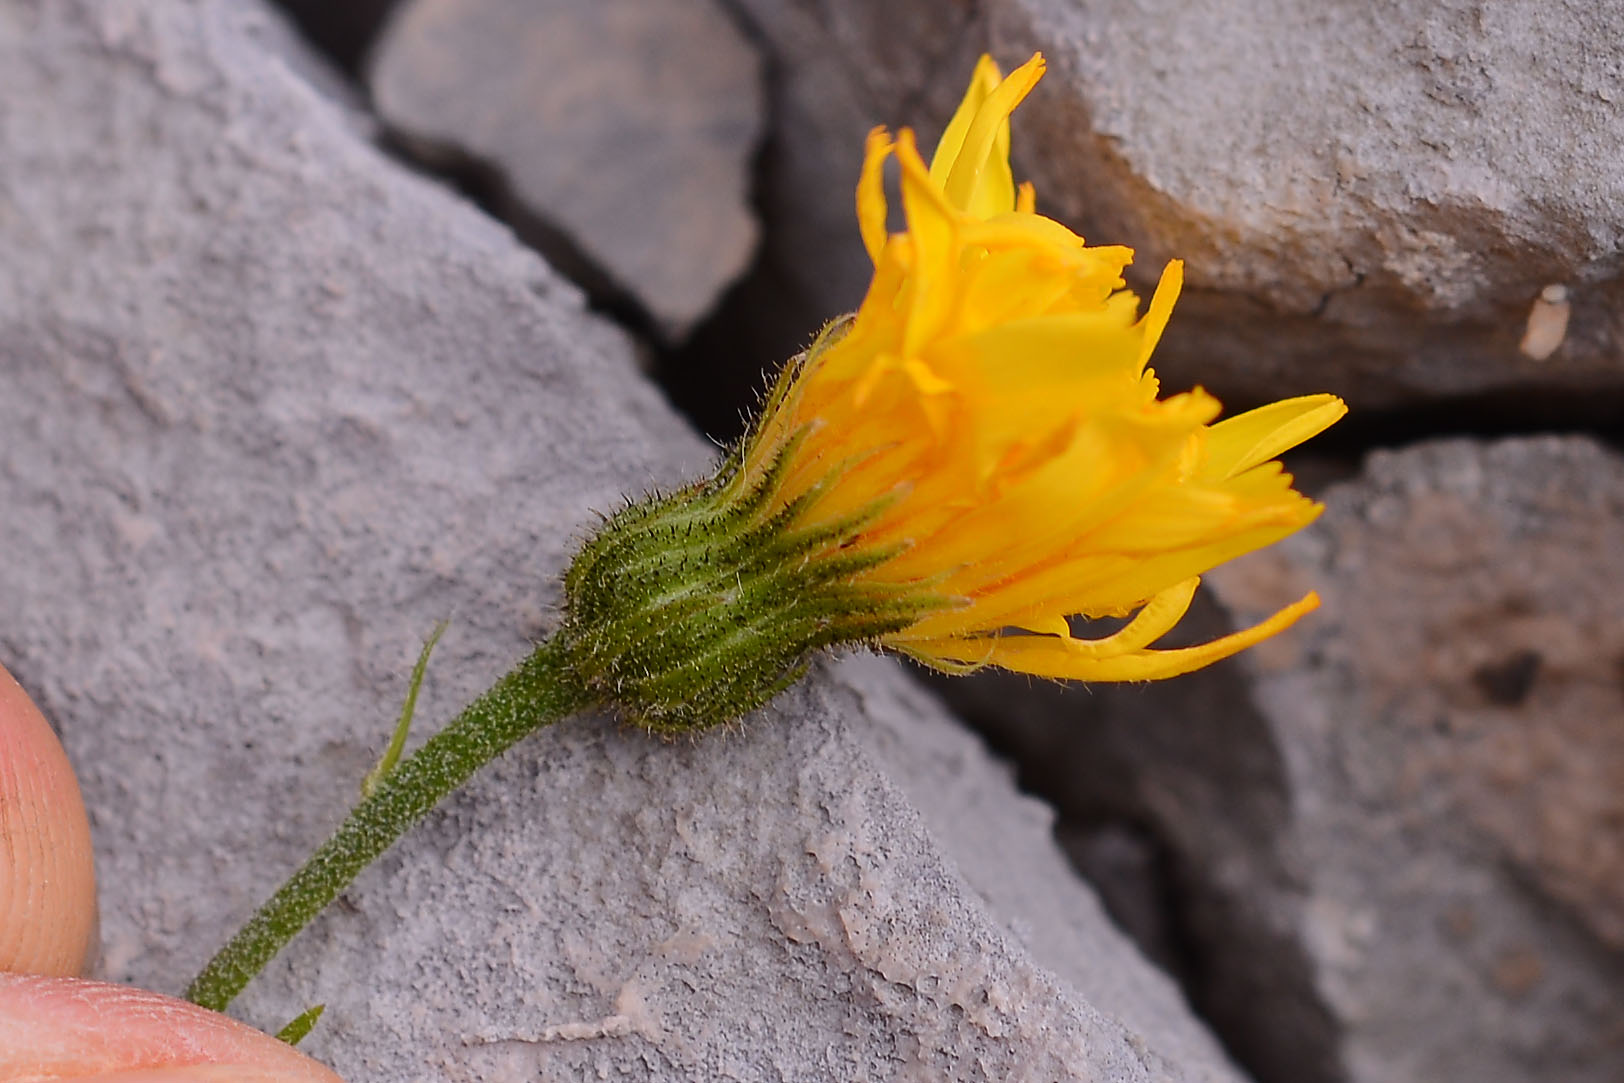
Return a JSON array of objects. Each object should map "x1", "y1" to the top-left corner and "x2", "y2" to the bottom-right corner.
[{"x1": 369, "y1": 0, "x2": 764, "y2": 342}]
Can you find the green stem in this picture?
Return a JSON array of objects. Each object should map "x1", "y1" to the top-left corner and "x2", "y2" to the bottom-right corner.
[{"x1": 185, "y1": 637, "x2": 592, "y2": 1013}]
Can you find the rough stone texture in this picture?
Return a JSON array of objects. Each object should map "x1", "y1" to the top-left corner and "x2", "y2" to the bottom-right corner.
[
  {"x1": 370, "y1": 0, "x2": 764, "y2": 342},
  {"x1": 712, "y1": 0, "x2": 1624, "y2": 423},
  {"x1": 0, "y1": 2, "x2": 1243, "y2": 1079},
  {"x1": 952, "y1": 437, "x2": 1624, "y2": 1083}
]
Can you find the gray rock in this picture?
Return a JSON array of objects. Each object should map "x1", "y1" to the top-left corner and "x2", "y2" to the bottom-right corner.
[
  {"x1": 951, "y1": 437, "x2": 1624, "y2": 1083},
  {"x1": 0, "y1": 2, "x2": 1242, "y2": 1079},
  {"x1": 719, "y1": 0, "x2": 1624, "y2": 417},
  {"x1": 369, "y1": 0, "x2": 764, "y2": 342}
]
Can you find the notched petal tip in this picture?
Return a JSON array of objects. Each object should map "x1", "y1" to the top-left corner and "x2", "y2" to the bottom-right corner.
[
  {"x1": 930, "y1": 54, "x2": 1006, "y2": 182},
  {"x1": 858, "y1": 127, "x2": 897, "y2": 264},
  {"x1": 941, "y1": 53, "x2": 1047, "y2": 217}
]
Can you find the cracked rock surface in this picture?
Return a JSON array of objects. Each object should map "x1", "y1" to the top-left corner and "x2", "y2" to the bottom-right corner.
[
  {"x1": 0, "y1": 1, "x2": 1243, "y2": 1078},
  {"x1": 370, "y1": 0, "x2": 764, "y2": 342},
  {"x1": 953, "y1": 437, "x2": 1624, "y2": 1083}
]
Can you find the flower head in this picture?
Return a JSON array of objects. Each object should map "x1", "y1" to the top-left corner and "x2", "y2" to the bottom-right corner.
[
  {"x1": 739, "y1": 52, "x2": 1345, "y2": 683},
  {"x1": 563, "y1": 52, "x2": 1344, "y2": 732}
]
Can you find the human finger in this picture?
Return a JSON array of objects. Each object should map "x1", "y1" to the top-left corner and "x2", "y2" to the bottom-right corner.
[
  {"x1": 0, "y1": 661, "x2": 97, "y2": 976},
  {"x1": 0, "y1": 973, "x2": 341, "y2": 1081}
]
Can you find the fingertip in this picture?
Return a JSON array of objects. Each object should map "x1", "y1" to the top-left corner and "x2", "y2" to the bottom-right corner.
[
  {"x1": 91, "y1": 1068, "x2": 331, "y2": 1082},
  {"x1": 0, "y1": 662, "x2": 98, "y2": 976},
  {"x1": 0, "y1": 974, "x2": 343, "y2": 1081}
]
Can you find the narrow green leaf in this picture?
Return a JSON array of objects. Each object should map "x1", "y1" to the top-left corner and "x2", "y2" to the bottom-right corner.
[
  {"x1": 362, "y1": 620, "x2": 448, "y2": 798},
  {"x1": 276, "y1": 1003, "x2": 325, "y2": 1046}
]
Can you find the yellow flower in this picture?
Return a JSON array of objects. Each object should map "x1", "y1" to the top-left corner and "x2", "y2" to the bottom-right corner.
[
  {"x1": 562, "y1": 51, "x2": 1346, "y2": 732},
  {"x1": 739, "y1": 52, "x2": 1346, "y2": 682}
]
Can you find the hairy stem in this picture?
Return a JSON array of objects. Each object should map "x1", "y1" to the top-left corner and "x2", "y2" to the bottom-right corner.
[{"x1": 186, "y1": 637, "x2": 591, "y2": 1013}]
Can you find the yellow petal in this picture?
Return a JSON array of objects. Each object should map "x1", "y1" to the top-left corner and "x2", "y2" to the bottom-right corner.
[
  {"x1": 1083, "y1": 576, "x2": 1201, "y2": 652},
  {"x1": 962, "y1": 215, "x2": 1098, "y2": 261},
  {"x1": 1020, "y1": 614, "x2": 1072, "y2": 637},
  {"x1": 882, "y1": 422, "x2": 1156, "y2": 581},
  {"x1": 891, "y1": 437, "x2": 1203, "y2": 629},
  {"x1": 920, "y1": 488, "x2": 1316, "y2": 639},
  {"x1": 1015, "y1": 181, "x2": 1036, "y2": 215},
  {"x1": 1041, "y1": 506, "x2": 1319, "y2": 618},
  {"x1": 953, "y1": 246, "x2": 1076, "y2": 330},
  {"x1": 1137, "y1": 260, "x2": 1183, "y2": 372},
  {"x1": 942, "y1": 53, "x2": 1045, "y2": 218},
  {"x1": 1008, "y1": 576, "x2": 1198, "y2": 655},
  {"x1": 894, "y1": 130, "x2": 964, "y2": 357},
  {"x1": 930, "y1": 54, "x2": 1004, "y2": 185},
  {"x1": 913, "y1": 591, "x2": 1320, "y2": 680},
  {"x1": 1202, "y1": 394, "x2": 1348, "y2": 481},
  {"x1": 857, "y1": 127, "x2": 895, "y2": 265}
]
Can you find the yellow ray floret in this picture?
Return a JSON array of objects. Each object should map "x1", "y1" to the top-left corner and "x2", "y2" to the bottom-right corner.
[{"x1": 741, "y1": 52, "x2": 1345, "y2": 682}]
